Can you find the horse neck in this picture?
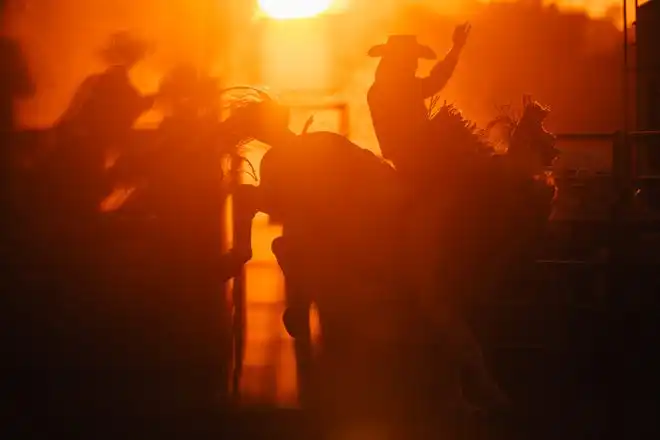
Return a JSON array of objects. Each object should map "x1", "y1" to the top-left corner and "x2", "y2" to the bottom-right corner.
[{"x1": 251, "y1": 128, "x2": 297, "y2": 149}]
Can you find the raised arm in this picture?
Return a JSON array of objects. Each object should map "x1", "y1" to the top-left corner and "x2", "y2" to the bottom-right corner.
[{"x1": 419, "y1": 23, "x2": 471, "y2": 99}]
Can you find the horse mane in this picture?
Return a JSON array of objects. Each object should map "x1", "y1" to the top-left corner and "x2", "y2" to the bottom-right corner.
[
  {"x1": 427, "y1": 98, "x2": 495, "y2": 157},
  {"x1": 426, "y1": 95, "x2": 558, "y2": 170},
  {"x1": 219, "y1": 86, "x2": 280, "y2": 120}
]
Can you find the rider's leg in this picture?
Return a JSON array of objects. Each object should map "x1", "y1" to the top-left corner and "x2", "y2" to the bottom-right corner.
[{"x1": 271, "y1": 235, "x2": 318, "y2": 410}]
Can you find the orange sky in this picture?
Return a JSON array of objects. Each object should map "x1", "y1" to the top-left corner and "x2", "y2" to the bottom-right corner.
[{"x1": 3, "y1": 0, "x2": 640, "y2": 128}]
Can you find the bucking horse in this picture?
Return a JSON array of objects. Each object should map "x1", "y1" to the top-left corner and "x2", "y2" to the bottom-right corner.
[{"x1": 220, "y1": 87, "x2": 559, "y2": 432}]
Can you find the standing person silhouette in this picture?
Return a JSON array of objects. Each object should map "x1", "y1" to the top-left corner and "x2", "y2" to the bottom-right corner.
[
  {"x1": 1, "y1": 0, "x2": 34, "y2": 215},
  {"x1": 2, "y1": 3, "x2": 40, "y2": 436},
  {"x1": 52, "y1": 31, "x2": 155, "y2": 218},
  {"x1": 0, "y1": 0, "x2": 34, "y2": 135}
]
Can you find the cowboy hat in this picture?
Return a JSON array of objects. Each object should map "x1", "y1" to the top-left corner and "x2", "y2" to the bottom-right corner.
[
  {"x1": 98, "y1": 31, "x2": 153, "y2": 65},
  {"x1": 368, "y1": 35, "x2": 437, "y2": 60}
]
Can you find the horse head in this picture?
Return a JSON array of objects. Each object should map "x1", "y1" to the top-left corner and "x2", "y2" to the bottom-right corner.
[
  {"x1": 221, "y1": 89, "x2": 408, "y2": 338},
  {"x1": 220, "y1": 86, "x2": 291, "y2": 146},
  {"x1": 508, "y1": 96, "x2": 559, "y2": 170}
]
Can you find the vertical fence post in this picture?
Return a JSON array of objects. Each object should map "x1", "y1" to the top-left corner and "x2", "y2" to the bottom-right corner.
[
  {"x1": 230, "y1": 156, "x2": 247, "y2": 404},
  {"x1": 611, "y1": 130, "x2": 634, "y2": 260},
  {"x1": 608, "y1": 128, "x2": 630, "y2": 440}
]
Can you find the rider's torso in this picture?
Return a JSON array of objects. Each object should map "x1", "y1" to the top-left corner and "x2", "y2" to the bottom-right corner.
[
  {"x1": 62, "y1": 66, "x2": 148, "y2": 140},
  {"x1": 367, "y1": 80, "x2": 430, "y2": 163}
]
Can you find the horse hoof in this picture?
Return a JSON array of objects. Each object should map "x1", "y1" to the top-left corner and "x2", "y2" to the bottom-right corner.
[
  {"x1": 282, "y1": 307, "x2": 308, "y2": 339},
  {"x1": 271, "y1": 236, "x2": 287, "y2": 256}
]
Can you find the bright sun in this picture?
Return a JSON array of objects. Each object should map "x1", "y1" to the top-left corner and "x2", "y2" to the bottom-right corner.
[{"x1": 258, "y1": 0, "x2": 334, "y2": 19}]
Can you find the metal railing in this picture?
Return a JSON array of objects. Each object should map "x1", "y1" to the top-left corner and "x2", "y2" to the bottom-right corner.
[{"x1": 540, "y1": 130, "x2": 660, "y2": 268}]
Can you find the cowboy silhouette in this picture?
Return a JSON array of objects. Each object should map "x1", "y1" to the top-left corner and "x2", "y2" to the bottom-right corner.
[
  {"x1": 57, "y1": 31, "x2": 156, "y2": 142},
  {"x1": 367, "y1": 26, "x2": 470, "y2": 181},
  {"x1": 49, "y1": 32, "x2": 156, "y2": 216},
  {"x1": 111, "y1": 63, "x2": 225, "y2": 216}
]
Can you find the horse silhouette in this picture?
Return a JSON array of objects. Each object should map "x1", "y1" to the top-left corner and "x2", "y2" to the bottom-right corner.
[
  {"x1": 222, "y1": 87, "x2": 558, "y2": 424},
  {"x1": 219, "y1": 91, "x2": 509, "y2": 434}
]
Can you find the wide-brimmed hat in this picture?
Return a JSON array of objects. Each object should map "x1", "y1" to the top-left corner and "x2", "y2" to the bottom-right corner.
[
  {"x1": 368, "y1": 35, "x2": 436, "y2": 60},
  {"x1": 98, "y1": 31, "x2": 152, "y2": 65}
]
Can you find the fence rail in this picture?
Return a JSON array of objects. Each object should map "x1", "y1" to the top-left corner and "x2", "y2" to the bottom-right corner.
[
  {"x1": 555, "y1": 130, "x2": 660, "y2": 141},
  {"x1": 555, "y1": 132, "x2": 616, "y2": 141}
]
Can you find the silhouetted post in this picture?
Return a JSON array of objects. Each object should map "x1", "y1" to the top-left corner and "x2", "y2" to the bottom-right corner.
[
  {"x1": 609, "y1": 124, "x2": 641, "y2": 438},
  {"x1": 610, "y1": 128, "x2": 633, "y2": 352},
  {"x1": 623, "y1": 0, "x2": 630, "y2": 136},
  {"x1": 611, "y1": 130, "x2": 634, "y2": 259},
  {"x1": 230, "y1": 156, "x2": 246, "y2": 404},
  {"x1": 609, "y1": 129, "x2": 636, "y2": 395}
]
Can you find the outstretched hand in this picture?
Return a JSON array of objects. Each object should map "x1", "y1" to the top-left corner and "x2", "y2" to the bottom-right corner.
[{"x1": 452, "y1": 22, "x2": 471, "y2": 49}]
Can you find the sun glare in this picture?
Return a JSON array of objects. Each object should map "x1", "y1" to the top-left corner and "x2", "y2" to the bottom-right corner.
[{"x1": 258, "y1": 0, "x2": 334, "y2": 20}]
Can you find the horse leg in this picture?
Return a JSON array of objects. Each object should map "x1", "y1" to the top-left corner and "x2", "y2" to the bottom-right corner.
[
  {"x1": 271, "y1": 235, "x2": 318, "y2": 410},
  {"x1": 407, "y1": 203, "x2": 509, "y2": 412}
]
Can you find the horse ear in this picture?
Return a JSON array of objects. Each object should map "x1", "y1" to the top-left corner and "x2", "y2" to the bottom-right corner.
[{"x1": 302, "y1": 115, "x2": 315, "y2": 134}]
